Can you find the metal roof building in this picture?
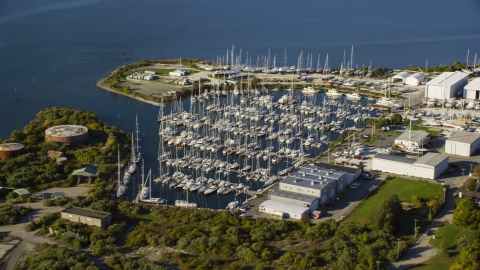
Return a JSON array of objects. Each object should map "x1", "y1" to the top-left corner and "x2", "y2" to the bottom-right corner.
[
  {"x1": 13, "y1": 188, "x2": 31, "y2": 199},
  {"x1": 425, "y1": 72, "x2": 469, "y2": 100},
  {"x1": 463, "y1": 78, "x2": 480, "y2": 100},
  {"x1": 395, "y1": 130, "x2": 430, "y2": 149},
  {"x1": 372, "y1": 153, "x2": 448, "y2": 179},
  {"x1": 445, "y1": 131, "x2": 480, "y2": 156},
  {"x1": 392, "y1": 71, "x2": 411, "y2": 84},
  {"x1": 259, "y1": 200, "x2": 310, "y2": 219},
  {"x1": 269, "y1": 190, "x2": 319, "y2": 211},
  {"x1": 61, "y1": 207, "x2": 111, "y2": 228}
]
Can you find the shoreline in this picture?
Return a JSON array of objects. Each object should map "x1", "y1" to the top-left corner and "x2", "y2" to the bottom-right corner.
[{"x1": 95, "y1": 78, "x2": 162, "y2": 107}]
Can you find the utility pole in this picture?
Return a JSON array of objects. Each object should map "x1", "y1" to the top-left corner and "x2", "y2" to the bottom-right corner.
[
  {"x1": 414, "y1": 219, "x2": 418, "y2": 236},
  {"x1": 470, "y1": 164, "x2": 473, "y2": 176},
  {"x1": 397, "y1": 238, "x2": 401, "y2": 261},
  {"x1": 377, "y1": 261, "x2": 381, "y2": 270}
]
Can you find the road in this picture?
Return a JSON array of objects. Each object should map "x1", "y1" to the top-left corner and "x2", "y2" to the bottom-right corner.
[{"x1": 387, "y1": 175, "x2": 462, "y2": 270}]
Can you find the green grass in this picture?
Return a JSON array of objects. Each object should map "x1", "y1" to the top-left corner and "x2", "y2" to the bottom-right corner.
[
  {"x1": 409, "y1": 222, "x2": 463, "y2": 270},
  {"x1": 412, "y1": 125, "x2": 443, "y2": 137},
  {"x1": 382, "y1": 130, "x2": 403, "y2": 135},
  {"x1": 136, "y1": 213, "x2": 158, "y2": 222},
  {"x1": 345, "y1": 178, "x2": 443, "y2": 240},
  {"x1": 362, "y1": 134, "x2": 381, "y2": 144}
]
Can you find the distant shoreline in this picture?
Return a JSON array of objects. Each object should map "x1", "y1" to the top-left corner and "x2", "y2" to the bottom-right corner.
[{"x1": 95, "y1": 78, "x2": 162, "y2": 107}]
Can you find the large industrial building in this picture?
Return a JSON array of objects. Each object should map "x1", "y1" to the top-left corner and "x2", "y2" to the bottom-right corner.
[
  {"x1": 45, "y1": 125, "x2": 88, "y2": 145},
  {"x1": 314, "y1": 162, "x2": 361, "y2": 185},
  {"x1": 372, "y1": 153, "x2": 449, "y2": 180},
  {"x1": 463, "y1": 78, "x2": 480, "y2": 100},
  {"x1": 394, "y1": 130, "x2": 430, "y2": 149},
  {"x1": 61, "y1": 207, "x2": 111, "y2": 228},
  {"x1": 425, "y1": 71, "x2": 469, "y2": 100},
  {"x1": 445, "y1": 131, "x2": 480, "y2": 156},
  {"x1": 259, "y1": 165, "x2": 352, "y2": 219}
]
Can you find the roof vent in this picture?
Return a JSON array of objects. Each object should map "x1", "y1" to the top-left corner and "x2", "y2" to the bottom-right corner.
[
  {"x1": 311, "y1": 169, "x2": 314, "y2": 173},
  {"x1": 302, "y1": 172, "x2": 306, "y2": 177},
  {"x1": 311, "y1": 180, "x2": 315, "y2": 186},
  {"x1": 294, "y1": 178, "x2": 297, "y2": 183},
  {"x1": 319, "y1": 176, "x2": 322, "y2": 181}
]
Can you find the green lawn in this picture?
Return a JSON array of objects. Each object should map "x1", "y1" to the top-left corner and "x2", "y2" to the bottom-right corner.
[
  {"x1": 409, "y1": 222, "x2": 463, "y2": 270},
  {"x1": 345, "y1": 178, "x2": 443, "y2": 240},
  {"x1": 362, "y1": 134, "x2": 381, "y2": 144},
  {"x1": 382, "y1": 130, "x2": 403, "y2": 135},
  {"x1": 412, "y1": 125, "x2": 443, "y2": 137}
]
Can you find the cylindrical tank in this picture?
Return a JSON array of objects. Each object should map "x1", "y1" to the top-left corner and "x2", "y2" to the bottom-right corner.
[
  {"x1": 45, "y1": 125, "x2": 88, "y2": 145},
  {"x1": 0, "y1": 143, "x2": 26, "y2": 159}
]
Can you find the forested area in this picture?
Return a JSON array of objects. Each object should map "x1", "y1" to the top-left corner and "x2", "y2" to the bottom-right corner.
[
  {"x1": 0, "y1": 205, "x2": 31, "y2": 225},
  {"x1": 0, "y1": 107, "x2": 130, "y2": 191}
]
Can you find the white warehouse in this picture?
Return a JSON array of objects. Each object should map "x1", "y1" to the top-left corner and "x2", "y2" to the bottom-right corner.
[
  {"x1": 425, "y1": 71, "x2": 469, "y2": 100},
  {"x1": 463, "y1": 78, "x2": 480, "y2": 100},
  {"x1": 406, "y1": 73, "x2": 424, "y2": 86},
  {"x1": 394, "y1": 130, "x2": 430, "y2": 149},
  {"x1": 259, "y1": 200, "x2": 310, "y2": 219},
  {"x1": 372, "y1": 153, "x2": 449, "y2": 180},
  {"x1": 445, "y1": 131, "x2": 480, "y2": 156}
]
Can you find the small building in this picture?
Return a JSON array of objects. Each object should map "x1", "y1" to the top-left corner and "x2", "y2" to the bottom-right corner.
[
  {"x1": 425, "y1": 71, "x2": 469, "y2": 100},
  {"x1": 45, "y1": 125, "x2": 88, "y2": 145},
  {"x1": 145, "y1": 70, "x2": 156, "y2": 75},
  {"x1": 144, "y1": 75, "x2": 153, "y2": 80},
  {"x1": 463, "y1": 78, "x2": 480, "y2": 100},
  {"x1": 71, "y1": 167, "x2": 99, "y2": 184},
  {"x1": 0, "y1": 143, "x2": 26, "y2": 159},
  {"x1": 259, "y1": 200, "x2": 310, "y2": 219},
  {"x1": 406, "y1": 73, "x2": 424, "y2": 86},
  {"x1": 51, "y1": 191, "x2": 66, "y2": 199},
  {"x1": 445, "y1": 131, "x2": 480, "y2": 156},
  {"x1": 169, "y1": 69, "x2": 186, "y2": 76},
  {"x1": 372, "y1": 153, "x2": 449, "y2": 179},
  {"x1": 391, "y1": 71, "x2": 411, "y2": 84},
  {"x1": 394, "y1": 130, "x2": 430, "y2": 149},
  {"x1": 13, "y1": 188, "x2": 31, "y2": 199},
  {"x1": 269, "y1": 190, "x2": 318, "y2": 211},
  {"x1": 61, "y1": 207, "x2": 111, "y2": 228}
]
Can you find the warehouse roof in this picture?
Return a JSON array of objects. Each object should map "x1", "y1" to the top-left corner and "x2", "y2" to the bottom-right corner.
[
  {"x1": 270, "y1": 190, "x2": 318, "y2": 203},
  {"x1": 408, "y1": 73, "x2": 424, "y2": 80},
  {"x1": 465, "y1": 78, "x2": 480, "y2": 91},
  {"x1": 260, "y1": 200, "x2": 310, "y2": 215},
  {"x1": 14, "y1": 189, "x2": 30, "y2": 196},
  {"x1": 414, "y1": 153, "x2": 448, "y2": 168},
  {"x1": 395, "y1": 130, "x2": 429, "y2": 143},
  {"x1": 373, "y1": 154, "x2": 416, "y2": 164},
  {"x1": 283, "y1": 165, "x2": 340, "y2": 190},
  {"x1": 393, "y1": 71, "x2": 411, "y2": 81},
  {"x1": 448, "y1": 131, "x2": 480, "y2": 144},
  {"x1": 427, "y1": 72, "x2": 469, "y2": 87},
  {"x1": 62, "y1": 207, "x2": 111, "y2": 219},
  {"x1": 314, "y1": 162, "x2": 360, "y2": 175}
]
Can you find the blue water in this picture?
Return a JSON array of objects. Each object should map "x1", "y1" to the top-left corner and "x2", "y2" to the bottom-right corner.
[{"x1": 0, "y1": 0, "x2": 479, "y2": 206}]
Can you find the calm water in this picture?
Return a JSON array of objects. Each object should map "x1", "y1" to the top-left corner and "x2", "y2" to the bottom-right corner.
[{"x1": 0, "y1": 0, "x2": 479, "y2": 206}]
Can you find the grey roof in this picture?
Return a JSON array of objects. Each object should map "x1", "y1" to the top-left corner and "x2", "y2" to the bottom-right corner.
[
  {"x1": 51, "y1": 192, "x2": 66, "y2": 198},
  {"x1": 270, "y1": 189, "x2": 318, "y2": 203},
  {"x1": 314, "y1": 162, "x2": 360, "y2": 175},
  {"x1": 260, "y1": 200, "x2": 309, "y2": 215},
  {"x1": 62, "y1": 206, "x2": 110, "y2": 219},
  {"x1": 14, "y1": 189, "x2": 30, "y2": 195},
  {"x1": 373, "y1": 154, "x2": 416, "y2": 164},
  {"x1": 395, "y1": 130, "x2": 429, "y2": 143},
  {"x1": 282, "y1": 165, "x2": 340, "y2": 190},
  {"x1": 414, "y1": 153, "x2": 448, "y2": 168},
  {"x1": 448, "y1": 131, "x2": 480, "y2": 144}
]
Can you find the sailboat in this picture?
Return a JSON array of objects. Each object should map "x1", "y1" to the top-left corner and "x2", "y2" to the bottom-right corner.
[
  {"x1": 140, "y1": 160, "x2": 149, "y2": 200},
  {"x1": 127, "y1": 134, "x2": 137, "y2": 174},
  {"x1": 134, "y1": 115, "x2": 142, "y2": 164},
  {"x1": 116, "y1": 147, "x2": 127, "y2": 198}
]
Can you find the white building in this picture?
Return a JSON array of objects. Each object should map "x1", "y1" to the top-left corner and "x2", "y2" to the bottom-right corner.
[
  {"x1": 406, "y1": 73, "x2": 424, "y2": 86},
  {"x1": 259, "y1": 200, "x2": 310, "y2": 219},
  {"x1": 392, "y1": 71, "x2": 411, "y2": 84},
  {"x1": 425, "y1": 72, "x2": 469, "y2": 100},
  {"x1": 169, "y1": 69, "x2": 186, "y2": 76},
  {"x1": 394, "y1": 130, "x2": 430, "y2": 149},
  {"x1": 269, "y1": 190, "x2": 318, "y2": 211},
  {"x1": 314, "y1": 162, "x2": 361, "y2": 185},
  {"x1": 372, "y1": 153, "x2": 449, "y2": 180},
  {"x1": 463, "y1": 78, "x2": 480, "y2": 100},
  {"x1": 445, "y1": 131, "x2": 480, "y2": 156}
]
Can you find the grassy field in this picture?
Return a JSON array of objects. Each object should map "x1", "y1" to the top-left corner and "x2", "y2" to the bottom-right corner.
[
  {"x1": 412, "y1": 125, "x2": 443, "y2": 137},
  {"x1": 409, "y1": 222, "x2": 463, "y2": 270},
  {"x1": 382, "y1": 130, "x2": 403, "y2": 135},
  {"x1": 345, "y1": 178, "x2": 443, "y2": 239},
  {"x1": 362, "y1": 134, "x2": 381, "y2": 144}
]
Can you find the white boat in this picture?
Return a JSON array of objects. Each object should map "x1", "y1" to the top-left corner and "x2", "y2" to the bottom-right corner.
[
  {"x1": 325, "y1": 89, "x2": 343, "y2": 96},
  {"x1": 175, "y1": 200, "x2": 197, "y2": 208},
  {"x1": 302, "y1": 86, "x2": 319, "y2": 94},
  {"x1": 116, "y1": 148, "x2": 127, "y2": 198},
  {"x1": 204, "y1": 185, "x2": 218, "y2": 195},
  {"x1": 123, "y1": 172, "x2": 131, "y2": 185},
  {"x1": 345, "y1": 91, "x2": 362, "y2": 99},
  {"x1": 466, "y1": 102, "x2": 475, "y2": 110}
]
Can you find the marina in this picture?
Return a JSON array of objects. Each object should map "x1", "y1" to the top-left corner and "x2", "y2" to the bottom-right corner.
[{"x1": 121, "y1": 88, "x2": 379, "y2": 209}]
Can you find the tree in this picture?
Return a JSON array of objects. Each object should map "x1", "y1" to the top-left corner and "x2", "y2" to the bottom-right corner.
[
  {"x1": 439, "y1": 242, "x2": 449, "y2": 257},
  {"x1": 466, "y1": 178, "x2": 477, "y2": 192},
  {"x1": 369, "y1": 194, "x2": 402, "y2": 233},
  {"x1": 336, "y1": 135, "x2": 345, "y2": 143},
  {"x1": 453, "y1": 198, "x2": 480, "y2": 228},
  {"x1": 390, "y1": 114, "x2": 403, "y2": 125},
  {"x1": 411, "y1": 195, "x2": 424, "y2": 208}
]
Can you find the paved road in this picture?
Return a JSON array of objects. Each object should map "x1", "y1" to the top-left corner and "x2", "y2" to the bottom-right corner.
[{"x1": 388, "y1": 176, "x2": 461, "y2": 270}]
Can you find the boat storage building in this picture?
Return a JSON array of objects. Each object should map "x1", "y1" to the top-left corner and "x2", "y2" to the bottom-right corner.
[
  {"x1": 392, "y1": 72, "x2": 411, "y2": 84},
  {"x1": 425, "y1": 72, "x2": 469, "y2": 100},
  {"x1": 394, "y1": 130, "x2": 430, "y2": 149},
  {"x1": 463, "y1": 78, "x2": 480, "y2": 100},
  {"x1": 372, "y1": 153, "x2": 449, "y2": 180},
  {"x1": 405, "y1": 73, "x2": 424, "y2": 86},
  {"x1": 445, "y1": 131, "x2": 480, "y2": 156}
]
